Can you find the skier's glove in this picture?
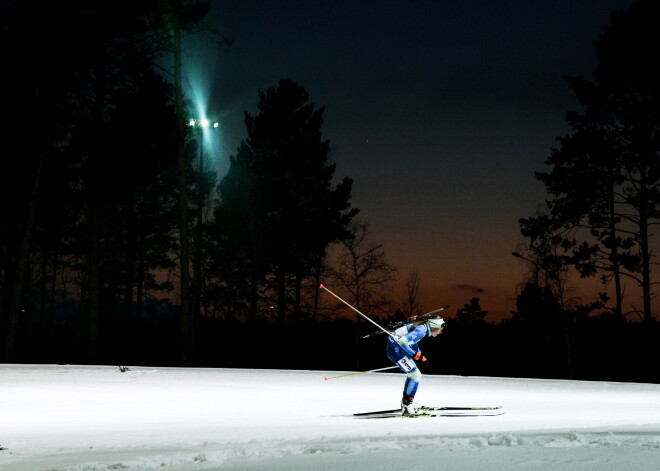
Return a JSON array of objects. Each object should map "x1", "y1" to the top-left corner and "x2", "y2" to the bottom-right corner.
[{"x1": 413, "y1": 352, "x2": 429, "y2": 366}]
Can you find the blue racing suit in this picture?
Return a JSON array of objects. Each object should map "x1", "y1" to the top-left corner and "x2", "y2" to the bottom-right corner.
[{"x1": 386, "y1": 323, "x2": 432, "y2": 400}]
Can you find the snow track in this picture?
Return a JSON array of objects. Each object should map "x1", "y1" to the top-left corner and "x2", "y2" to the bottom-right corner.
[{"x1": 1, "y1": 365, "x2": 660, "y2": 470}]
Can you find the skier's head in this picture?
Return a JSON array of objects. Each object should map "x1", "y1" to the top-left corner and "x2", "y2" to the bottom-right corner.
[{"x1": 427, "y1": 317, "x2": 446, "y2": 336}]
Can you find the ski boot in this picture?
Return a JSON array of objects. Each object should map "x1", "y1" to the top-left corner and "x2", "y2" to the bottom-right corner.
[{"x1": 401, "y1": 395, "x2": 417, "y2": 415}]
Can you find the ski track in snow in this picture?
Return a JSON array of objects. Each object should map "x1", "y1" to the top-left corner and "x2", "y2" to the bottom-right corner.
[{"x1": 1, "y1": 364, "x2": 660, "y2": 470}]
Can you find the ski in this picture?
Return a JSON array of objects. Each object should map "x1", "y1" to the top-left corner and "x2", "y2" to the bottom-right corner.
[
  {"x1": 356, "y1": 411, "x2": 505, "y2": 419},
  {"x1": 354, "y1": 405, "x2": 502, "y2": 416},
  {"x1": 363, "y1": 306, "x2": 450, "y2": 338},
  {"x1": 420, "y1": 405, "x2": 503, "y2": 412}
]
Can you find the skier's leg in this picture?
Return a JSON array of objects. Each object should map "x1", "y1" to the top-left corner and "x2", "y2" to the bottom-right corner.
[
  {"x1": 395, "y1": 357, "x2": 421, "y2": 414},
  {"x1": 403, "y1": 367, "x2": 422, "y2": 398}
]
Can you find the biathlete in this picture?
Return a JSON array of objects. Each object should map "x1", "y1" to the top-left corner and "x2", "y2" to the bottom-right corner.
[{"x1": 386, "y1": 317, "x2": 446, "y2": 415}]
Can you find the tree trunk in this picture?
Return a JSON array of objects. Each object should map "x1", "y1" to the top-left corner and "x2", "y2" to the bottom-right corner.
[
  {"x1": 3, "y1": 118, "x2": 48, "y2": 362},
  {"x1": 637, "y1": 156, "x2": 652, "y2": 323},
  {"x1": 312, "y1": 260, "x2": 321, "y2": 320},
  {"x1": 84, "y1": 46, "x2": 109, "y2": 365},
  {"x1": 293, "y1": 273, "x2": 302, "y2": 321},
  {"x1": 124, "y1": 191, "x2": 136, "y2": 330},
  {"x1": 194, "y1": 136, "x2": 204, "y2": 321},
  {"x1": 608, "y1": 189, "x2": 623, "y2": 319},
  {"x1": 173, "y1": 11, "x2": 193, "y2": 366},
  {"x1": 276, "y1": 269, "x2": 286, "y2": 325},
  {"x1": 249, "y1": 269, "x2": 258, "y2": 323},
  {"x1": 135, "y1": 236, "x2": 145, "y2": 322}
]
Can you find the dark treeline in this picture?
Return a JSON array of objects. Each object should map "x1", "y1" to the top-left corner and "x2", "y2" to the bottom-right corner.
[
  {"x1": 1, "y1": 1, "x2": 659, "y2": 384},
  {"x1": 0, "y1": 0, "x2": 358, "y2": 366},
  {"x1": 15, "y1": 293, "x2": 660, "y2": 384}
]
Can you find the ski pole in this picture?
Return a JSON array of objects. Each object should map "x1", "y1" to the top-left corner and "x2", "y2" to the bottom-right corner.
[
  {"x1": 319, "y1": 284, "x2": 397, "y2": 340},
  {"x1": 324, "y1": 365, "x2": 399, "y2": 381}
]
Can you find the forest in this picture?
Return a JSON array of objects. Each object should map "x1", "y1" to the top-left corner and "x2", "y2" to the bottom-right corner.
[{"x1": 1, "y1": 0, "x2": 659, "y2": 384}]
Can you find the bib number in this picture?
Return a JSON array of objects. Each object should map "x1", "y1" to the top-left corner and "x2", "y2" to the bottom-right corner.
[{"x1": 397, "y1": 357, "x2": 416, "y2": 372}]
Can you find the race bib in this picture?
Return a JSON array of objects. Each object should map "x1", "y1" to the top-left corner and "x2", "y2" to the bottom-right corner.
[{"x1": 397, "y1": 357, "x2": 416, "y2": 372}]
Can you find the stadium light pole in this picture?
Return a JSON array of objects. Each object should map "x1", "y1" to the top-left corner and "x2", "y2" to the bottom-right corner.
[{"x1": 188, "y1": 118, "x2": 219, "y2": 320}]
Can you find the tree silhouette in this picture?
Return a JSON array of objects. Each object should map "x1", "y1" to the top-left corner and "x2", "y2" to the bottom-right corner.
[
  {"x1": 401, "y1": 270, "x2": 423, "y2": 317},
  {"x1": 214, "y1": 79, "x2": 357, "y2": 325},
  {"x1": 455, "y1": 298, "x2": 488, "y2": 325},
  {"x1": 533, "y1": 0, "x2": 660, "y2": 322}
]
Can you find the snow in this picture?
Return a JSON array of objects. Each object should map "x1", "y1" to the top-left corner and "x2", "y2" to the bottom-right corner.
[{"x1": 1, "y1": 364, "x2": 660, "y2": 470}]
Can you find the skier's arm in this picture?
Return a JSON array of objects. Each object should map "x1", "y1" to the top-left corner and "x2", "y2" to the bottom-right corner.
[
  {"x1": 396, "y1": 326, "x2": 426, "y2": 357},
  {"x1": 396, "y1": 335, "x2": 417, "y2": 357}
]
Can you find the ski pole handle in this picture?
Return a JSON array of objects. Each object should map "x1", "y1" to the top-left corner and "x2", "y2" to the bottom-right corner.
[{"x1": 319, "y1": 284, "x2": 397, "y2": 340}]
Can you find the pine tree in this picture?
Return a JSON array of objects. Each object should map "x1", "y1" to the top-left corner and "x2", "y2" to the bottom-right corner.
[
  {"x1": 534, "y1": 0, "x2": 660, "y2": 322},
  {"x1": 214, "y1": 79, "x2": 357, "y2": 324}
]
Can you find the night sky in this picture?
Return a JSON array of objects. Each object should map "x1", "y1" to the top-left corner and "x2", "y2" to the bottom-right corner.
[{"x1": 183, "y1": 0, "x2": 632, "y2": 320}]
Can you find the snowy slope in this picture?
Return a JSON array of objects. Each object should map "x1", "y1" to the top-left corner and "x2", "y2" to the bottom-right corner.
[{"x1": 1, "y1": 364, "x2": 660, "y2": 470}]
